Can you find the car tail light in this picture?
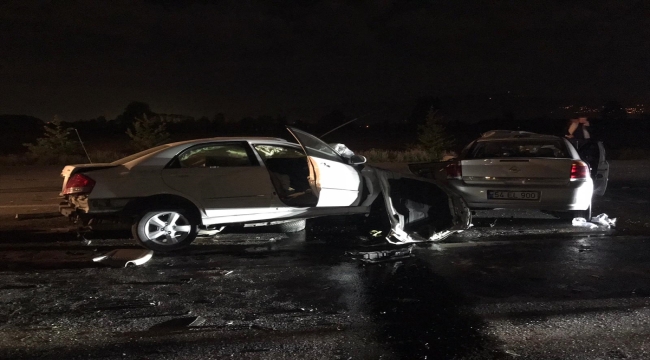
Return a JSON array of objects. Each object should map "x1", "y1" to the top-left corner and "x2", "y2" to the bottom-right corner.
[
  {"x1": 63, "y1": 173, "x2": 96, "y2": 195},
  {"x1": 445, "y1": 161, "x2": 462, "y2": 179},
  {"x1": 570, "y1": 161, "x2": 589, "y2": 180}
]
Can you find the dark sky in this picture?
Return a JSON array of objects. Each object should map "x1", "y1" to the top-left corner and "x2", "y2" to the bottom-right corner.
[{"x1": 1, "y1": 0, "x2": 649, "y2": 121}]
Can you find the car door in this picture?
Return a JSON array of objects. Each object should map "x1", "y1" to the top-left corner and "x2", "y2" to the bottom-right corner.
[
  {"x1": 577, "y1": 140, "x2": 609, "y2": 196},
  {"x1": 161, "y1": 142, "x2": 276, "y2": 211},
  {"x1": 286, "y1": 127, "x2": 361, "y2": 207}
]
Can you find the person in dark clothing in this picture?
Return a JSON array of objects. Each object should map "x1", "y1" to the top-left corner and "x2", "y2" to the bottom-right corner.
[{"x1": 565, "y1": 117, "x2": 591, "y2": 149}]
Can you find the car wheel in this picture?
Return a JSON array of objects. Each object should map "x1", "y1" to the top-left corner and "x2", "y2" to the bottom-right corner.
[
  {"x1": 277, "y1": 219, "x2": 306, "y2": 233},
  {"x1": 132, "y1": 210, "x2": 198, "y2": 252},
  {"x1": 572, "y1": 204, "x2": 592, "y2": 220}
]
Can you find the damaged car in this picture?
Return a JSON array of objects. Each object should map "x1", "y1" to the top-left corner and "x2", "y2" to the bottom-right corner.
[
  {"x1": 410, "y1": 130, "x2": 609, "y2": 220},
  {"x1": 60, "y1": 127, "x2": 471, "y2": 251}
]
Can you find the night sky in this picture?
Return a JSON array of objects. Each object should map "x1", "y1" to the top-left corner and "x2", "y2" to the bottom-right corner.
[{"x1": 2, "y1": 0, "x2": 649, "y2": 122}]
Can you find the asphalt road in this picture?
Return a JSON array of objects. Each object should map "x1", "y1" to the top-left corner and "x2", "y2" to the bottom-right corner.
[{"x1": 1, "y1": 163, "x2": 650, "y2": 359}]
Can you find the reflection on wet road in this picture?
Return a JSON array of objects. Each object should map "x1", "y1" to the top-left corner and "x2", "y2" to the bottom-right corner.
[{"x1": 1, "y1": 215, "x2": 650, "y2": 359}]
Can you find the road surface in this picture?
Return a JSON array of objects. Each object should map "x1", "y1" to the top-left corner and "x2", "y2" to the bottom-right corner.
[{"x1": 0, "y1": 162, "x2": 649, "y2": 359}]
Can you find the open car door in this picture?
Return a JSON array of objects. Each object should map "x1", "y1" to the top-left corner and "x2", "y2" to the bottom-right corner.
[
  {"x1": 286, "y1": 127, "x2": 361, "y2": 207},
  {"x1": 578, "y1": 140, "x2": 609, "y2": 196}
]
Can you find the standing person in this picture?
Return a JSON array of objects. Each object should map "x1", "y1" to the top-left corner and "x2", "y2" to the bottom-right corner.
[{"x1": 565, "y1": 117, "x2": 591, "y2": 149}]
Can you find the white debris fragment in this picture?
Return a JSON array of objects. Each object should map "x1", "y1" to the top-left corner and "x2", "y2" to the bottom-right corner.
[
  {"x1": 93, "y1": 249, "x2": 153, "y2": 267},
  {"x1": 590, "y1": 213, "x2": 616, "y2": 228},
  {"x1": 572, "y1": 217, "x2": 598, "y2": 228},
  {"x1": 572, "y1": 213, "x2": 617, "y2": 229}
]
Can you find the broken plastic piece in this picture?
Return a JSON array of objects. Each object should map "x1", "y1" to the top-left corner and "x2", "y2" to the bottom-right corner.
[
  {"x1": 93, "y1": 249, "x2": 153, "y2": 267},
  {"x1": 347, "y1": 245, "x2": 414, "y2": 263},
  {"x1": 572, "y1": 217, "x2": 598, "y2": 229},
  {"x1": 572, "y1": 213, "x2": 617, "y2": 229},
  {"x1": 590, "y1": 213, "x2": 616, "y2": 228}
]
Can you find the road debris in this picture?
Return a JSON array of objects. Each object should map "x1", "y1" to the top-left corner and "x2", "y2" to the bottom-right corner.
[
  {"x1": 149, "y1": 315, "x2": 206, "y2": 331},
  {"x1": 92, "y1": 249, "x2": 153, "y2": 267},
  {"x1": 572, "y1": 213, "x2": 617, "y2": 229},
  {"x1": 591, "y1": 213, "x2": 616, "y2": 228},
  {"x1": 346, "y1": 245, "x2": 414, "y2": 263},
  {"x1": 14, "y1": 212, "x2": 62, "y2": 220}
]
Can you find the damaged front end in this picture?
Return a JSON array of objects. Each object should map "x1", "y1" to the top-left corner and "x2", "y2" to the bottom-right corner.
[{"x1": 364, "y1": 166, "x2": 472, "y2": 245}]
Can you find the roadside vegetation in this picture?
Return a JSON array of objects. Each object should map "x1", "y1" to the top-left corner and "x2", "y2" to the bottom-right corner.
[
  {"x1": 21, "y1": 116, "x2": 87, "y2": 165},
  {"x1": 2, "y1": 100, "x2": 649, "y2": 165},
  {"x1": 126, "y1": 114, "x2": 171, "y2": 151},
  {"x1": 417, "y1": 108, "x2": 455, "y2": 161}
]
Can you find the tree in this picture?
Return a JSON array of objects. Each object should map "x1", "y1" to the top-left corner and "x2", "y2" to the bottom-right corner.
[
  {"x1": 418, "y1": 107, "x2": 454, "y2": 160},
  {"x1": 24, "y1": 116, "x2": 82, "y2": 161},
  {"x1": 408, "y1": 96, "x2": 441, "y2": 129},
  {"x1": 114, "y1": 101, "x2": 154, "y2": 131},
  {"x1": 126, "y1": 114, "x2": 170, "y2": 151}
]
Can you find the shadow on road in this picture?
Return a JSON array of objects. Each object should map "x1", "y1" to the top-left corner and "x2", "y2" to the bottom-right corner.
[{"x1": 360, "y1": 257, "x2": 505, "y2": 359}]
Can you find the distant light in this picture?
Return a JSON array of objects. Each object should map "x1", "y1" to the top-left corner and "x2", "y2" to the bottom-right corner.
[{"x1": 366, "y1": 125, "x2": 369, "y2": 128}]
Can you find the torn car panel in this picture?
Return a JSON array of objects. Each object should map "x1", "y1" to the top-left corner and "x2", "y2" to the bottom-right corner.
[{"x1": 364, "y1": 166, "x2": 472, "y2": 244}]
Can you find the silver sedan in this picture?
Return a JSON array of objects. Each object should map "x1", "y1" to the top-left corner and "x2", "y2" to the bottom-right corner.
[{"x1": 410, "y1": 130, "x2": 609, "y2": 219}]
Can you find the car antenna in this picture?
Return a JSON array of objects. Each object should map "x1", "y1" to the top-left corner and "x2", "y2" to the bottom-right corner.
[
  {"x1": 320, "y1": 110, "x2": 379, "y2": 138},
  {"x1": 72, "y1": 128, "x2": 93, "y2": 163}
]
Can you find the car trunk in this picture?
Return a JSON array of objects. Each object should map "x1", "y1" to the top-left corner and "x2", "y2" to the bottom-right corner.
[
  {"x1": 60, "y1": 163, "x2": 118, "y2": 195},
  {"x1": 460, "y1": 158, "x2": 573, "y2": 186}
]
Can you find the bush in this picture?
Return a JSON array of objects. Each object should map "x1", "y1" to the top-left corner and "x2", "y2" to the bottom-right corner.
[
  {"x1": 23, "y1": 117, "x2": 85, "y2": 164},
  {"x1": 418, "y1": 108, "x2": 454, "y2": 160},
  {"x1": 126, "y1": 114, "x2": 170, "y2": 151},
  {"x1": 358, "y1": 148, "x2": 434, "y2": 163}
]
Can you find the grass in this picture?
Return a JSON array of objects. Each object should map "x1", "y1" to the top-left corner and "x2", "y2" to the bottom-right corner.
[
  {"x1": 0, "y1": 150, "x2": 127, "y2": 166},
  {"x1": 358, "y1": 148, "x2": 435, "y2": 163},
  {"x1": 2, "y1": 146, "x2": 648, "y2": 166}
]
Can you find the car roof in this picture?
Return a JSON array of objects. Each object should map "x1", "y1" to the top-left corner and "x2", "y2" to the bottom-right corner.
[
  {"x1": 119, "y1": 137, "x2": 296, "y2": 169},
  {"x1": 478, "y1": 130, "x2": 562, "y2": 141},
  {"x1": 165, "y1": 136, "x2": 291, "y2": 148}
]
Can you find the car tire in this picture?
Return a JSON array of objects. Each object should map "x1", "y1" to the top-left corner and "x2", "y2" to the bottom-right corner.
[
  {"x1": 132, "y1": 210, "x2": 198, "y2": 252},
  {"x1": 277, "y1": 219, "x2": 306, "y2": 233}
]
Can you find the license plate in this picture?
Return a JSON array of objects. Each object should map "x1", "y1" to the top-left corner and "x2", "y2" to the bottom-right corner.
[{"x1": 487, "y1": 190, "x2": 540, "y2": 200}]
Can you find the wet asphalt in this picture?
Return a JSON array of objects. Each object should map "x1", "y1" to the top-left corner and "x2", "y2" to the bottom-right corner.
[
  {"x1": 1, "y1": 203, "x2": 649, "y2": 360},
  {"x1": 1, "y1": 166, "x2": 650, "y2": 359}
]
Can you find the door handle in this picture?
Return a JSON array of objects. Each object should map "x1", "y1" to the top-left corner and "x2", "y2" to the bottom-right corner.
[{"x1": 321, "y1": 163, "x2": 330, "y2": 168}]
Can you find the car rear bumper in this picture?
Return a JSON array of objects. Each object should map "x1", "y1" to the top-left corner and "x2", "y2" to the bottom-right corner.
[
  {"x1": 451, "y1": 179, "x2": 593, "y2": 211},
  {"x1": 59, "y1": 196, "x2": 130, "y2": 217}
]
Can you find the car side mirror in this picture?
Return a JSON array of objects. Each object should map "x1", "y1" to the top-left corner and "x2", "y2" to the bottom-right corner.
[{"x1": 349, "y1": 154, "x2": 367, "y2": 165}]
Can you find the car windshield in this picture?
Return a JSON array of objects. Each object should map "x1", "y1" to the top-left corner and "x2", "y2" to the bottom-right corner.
[
  {"x1": 467, "y1": 139, "x2": 569, "y2": 159},
  {"x1": 110, "y1": 144, "x2": 172, "y2": 165}
]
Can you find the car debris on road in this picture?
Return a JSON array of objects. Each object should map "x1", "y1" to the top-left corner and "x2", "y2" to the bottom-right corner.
[{"x1": 92, "y1": 249, "x2": 154, "y2": 267}]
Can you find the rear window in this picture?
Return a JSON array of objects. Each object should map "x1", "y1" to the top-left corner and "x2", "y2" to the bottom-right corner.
[
  {"x1": 467, "y1": 140, "x2": 569, "y2": 159},
  {"x1": 110, "y1": 144, "x2": 172, "y2": 165}
]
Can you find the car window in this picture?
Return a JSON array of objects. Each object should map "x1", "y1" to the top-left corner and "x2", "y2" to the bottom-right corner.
[
  {"x1": 254, "y1": 145, "x2": 305, "y2": 161},
  {"x1": 287, "y1": 128, "x2": 344, "y2": 163},
  {"x1": 110, "y1": 144, "x2": 172, "y2": 165},
  {"x1": 468, "y1": 140, "x2": 570, "y2": 159},
  {"x1": 177, "y1": 143, "x2": 254, "y2": 168}
]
